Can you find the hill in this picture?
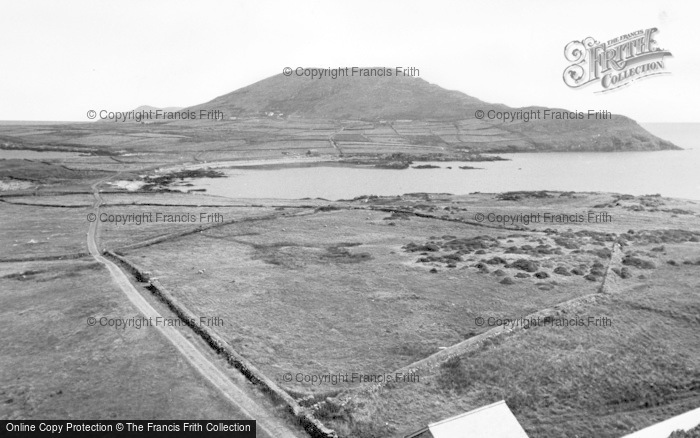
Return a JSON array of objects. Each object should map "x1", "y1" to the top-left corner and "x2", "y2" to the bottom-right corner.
[
  {"x1": 187, "y1": 71, "x2": 496, "y2": 121},
  {"x1": 184, "y1": 70, "x2": 679, "y2": 152}
]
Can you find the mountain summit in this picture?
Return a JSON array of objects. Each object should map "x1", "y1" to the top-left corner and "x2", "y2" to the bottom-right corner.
[{"x1": 187, "y1": 71, "x2": 496, "y2": 120}]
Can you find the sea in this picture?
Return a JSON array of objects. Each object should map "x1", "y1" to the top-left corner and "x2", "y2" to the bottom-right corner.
[{"x1": 185, "y1": 123, "x2": 700, "y2": 201}]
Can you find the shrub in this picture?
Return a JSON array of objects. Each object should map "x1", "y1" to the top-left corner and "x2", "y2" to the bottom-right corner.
[
  {"x1": 322, "y1": 246, "x2": 373, "y2": 263},
  {"x1": 486, "y1": 256, "x2": 506, "y2": 265},
  {"x1": 314, "y1": 400, "x2": 351, "y2": 422},
  {"x1": 500, "y1": 277, "x2": 515, "y2": 285},
  {"x1": 553, "y1": 266, "x2": 572, "y2": 276},
  {"x1": 622, "y1": 256, "x2": 656, "y2": 269},
  {"x1": 590, "y1": 268, "x2": 606, "y2": 277},
  {"x1": 508, "y1": 259, "x2": 539, "y2": 273},
  {"x1": 437, "y1": 357, "x2": 471, "y2": 392},
  {"x1": 554, "y1": 237, "x2": 580, "y2": 250},
  {"x1": 475, "y1": 263, "x2": 490, "y2": 273}
]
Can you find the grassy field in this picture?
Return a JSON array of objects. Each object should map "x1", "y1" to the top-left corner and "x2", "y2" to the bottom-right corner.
[
  {"x1": 120, "y1": 202, "x2": 613, "y2": 397},
  {"x1": 83, "y1": 191, "x2": 698, "y2": 437},
  {"x1": 333, "y1": 239, "x2": 700, "y2": 437},
  {"x1": 0, "y1": 117, "x2": 519, "y2": 166},
  {"x1": 0, "y1": 259, "x2": 237, "y2": 419},
  {"x1": 1, "y1": 117, "x2": 697, "y2": 437},
  {"x1": 0, "y1": 201, "x2": 91, "y2": 260},
  {"x1": 97, "y1": 204, "x2": 280, "y2": 250}
]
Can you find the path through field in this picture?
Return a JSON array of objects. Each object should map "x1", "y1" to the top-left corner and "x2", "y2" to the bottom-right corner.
[{"x1": 87, "y1": 178, "x2": 301, "y2": 438}]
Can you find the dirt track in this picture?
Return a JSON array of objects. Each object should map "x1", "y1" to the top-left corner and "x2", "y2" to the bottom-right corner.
[{"x1": 87, "y1": 178, "x2": 301, "y2": 438}]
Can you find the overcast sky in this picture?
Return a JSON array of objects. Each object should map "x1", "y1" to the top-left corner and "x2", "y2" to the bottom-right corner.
[{"x1": 1, "y1": 0, "x2": 698, "y2": 122}]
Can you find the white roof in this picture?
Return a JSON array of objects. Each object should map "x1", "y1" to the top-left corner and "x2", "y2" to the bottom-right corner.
[
  {"x1": 427, "y1": 400, "x2": 529, "y2": 438},
  {"x1": 620, "y1": 407, "x2": 700, "y2": 438}
]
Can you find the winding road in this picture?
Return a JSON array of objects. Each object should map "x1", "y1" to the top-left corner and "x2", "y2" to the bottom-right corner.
[{"x1": 87, "y1": 178, "x2": 300, "y2": 438}]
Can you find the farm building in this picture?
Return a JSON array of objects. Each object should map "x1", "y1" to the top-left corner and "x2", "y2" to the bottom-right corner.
[{"x1": 404, "y1": 400, "x2": 529, "y2": 438}]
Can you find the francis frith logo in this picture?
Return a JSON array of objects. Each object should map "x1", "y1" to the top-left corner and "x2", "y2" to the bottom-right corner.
[{"x1": 563, "y1": 27, "x2": 672, "y2": 92}]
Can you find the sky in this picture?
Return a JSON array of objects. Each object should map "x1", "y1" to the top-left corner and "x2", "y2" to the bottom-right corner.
[{"x1": 0, "y1": 0, "x2": 698, "y2": 122}]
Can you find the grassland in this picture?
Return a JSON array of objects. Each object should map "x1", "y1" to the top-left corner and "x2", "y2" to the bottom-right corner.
[
  {"x1": 0, "y1": 201, "x2": 91, "y2": 260},
  {"x1": 74, "y1": 187, "x2": 695, "y2": 436},
  {"x1": 118, "y1": 207, "x2": 604, "y2": 395},
  {"x1": 0, "y1": 259, "x2": 239, "y2": 420},
  {"x1": 1, "y1": 118, "x2": 697, "y2": 437},
  {"x1": 336, "y1": 240, "x2": 700, "y2": 437}
]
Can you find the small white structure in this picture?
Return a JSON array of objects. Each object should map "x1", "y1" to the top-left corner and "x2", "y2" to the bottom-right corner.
[
  {"x1": 620, "y1": 407, "x2": 700, "y2": 438},
  {"x1": 405, "y1": 400, "x2": 529, "y2": 438}
]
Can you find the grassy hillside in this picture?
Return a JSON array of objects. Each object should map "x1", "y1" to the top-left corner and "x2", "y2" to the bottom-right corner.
[
  {"x1": 183, "y1": 72, "x2": 679, "y2": 152},
  {"x1": 186, "y1": 72, "x2": 494, "y2": 121}
]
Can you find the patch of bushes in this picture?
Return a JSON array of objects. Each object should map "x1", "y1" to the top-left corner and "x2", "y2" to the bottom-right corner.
[
  {"x1": 322, "y1": 246, "x2": 372, "y2": 263},
  {"x1": 590, "y1": 268, "x2": 606, "y2": 277},
  {"x1": 437, "y1": 357, "x2": 471, "y2": 392},
  {"x1": 622, "y1": 255, "x2": 656, "y2": 269},
  {"x1": 553, "y1": 266, "x2": 572, "y2": 276},
  {"x1": 621, "y1": 229, "x2": 700, "y2": 245},
  {"x1": 418, "y1": 252, "x2": 462, "y2": 265},
  {"x1": 403, "y1": 242, "x2": 439, "y2": 252},
  {"x1": 314, "y1": 400, "x2": 352, "y2": 422},
  {"x1": 589, "y1": 248, "x2": 612, "y2": 259},
  {"x1": 507, "y1": 259, "x2": 539, "y2": 273},
  {"x1": 441, "y1": 235, "x2": 500, "y2": 252},
  {"x1": 486, "y1": 256, "x2": 506, "y2": 265},
  {"x1": 554, "y1": 237, "x2": 580, "y2": 250}
]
